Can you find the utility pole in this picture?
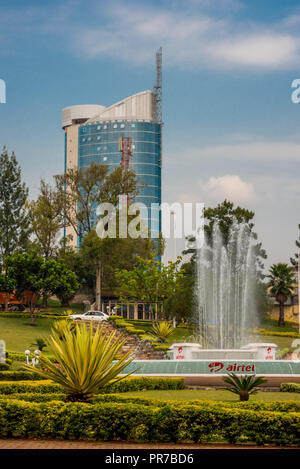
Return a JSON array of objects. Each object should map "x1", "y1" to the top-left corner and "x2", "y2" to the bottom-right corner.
[
  {"x1": 298, "y1": 249, "x2": 300, "y2": 334},
  {"x1": 96, "y1": 264, "x2": 101, "y2": 311}
]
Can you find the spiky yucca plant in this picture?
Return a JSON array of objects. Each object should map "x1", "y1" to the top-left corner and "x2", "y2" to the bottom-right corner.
[
  {"x1": 151, "y1": 321, "x2": 175, "y2": 343},
  {"x1": 28, "y1": 322, "x2": 134, "y2": 401},
  {"x1": 222, "y1": 373, "x2": 267, "y2": 401},
  {"x1": 51, "y1": 319, "x2": 76, "y2": 340}
]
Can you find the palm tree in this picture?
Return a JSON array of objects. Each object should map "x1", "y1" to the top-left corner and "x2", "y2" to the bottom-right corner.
[
  {"x1": 222, "y1": 373, "x2": 267, "y2": 401},
  {"x1": 28, "y1": 322, "x2": 134, "y2": 401},
  {"x1": 267, "y1": 263, "x2": 296, "y2": 327}
]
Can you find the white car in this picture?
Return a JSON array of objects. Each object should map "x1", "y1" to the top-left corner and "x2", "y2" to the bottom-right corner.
[{"x1": 69, "y1": 311, "x2": 109, "y2": 321}]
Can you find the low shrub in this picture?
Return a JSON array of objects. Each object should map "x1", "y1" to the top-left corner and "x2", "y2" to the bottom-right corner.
[
  {"x1": 256, "y1": 328, "x2": 300, "y2": 339},
  {"x1": 7, "y1": 351, "x2": 56, "y2": 363},
  {"x1": 104, "y1": 377, "x2": 184, "y2": 393},
  {"x1": 0, "y1": 371, "x2": 46, "y2": 381},
  {"x1": 0, "y1": 377, "x2": 185, "y2": 394},
  {"x1": 2, "y1": 390, "x2": 300, "y2": 414},
  {"x1": 281, "y1": 382, "x2": 300, "y2": 393},
  {"x1": 152, "y1": 343, "x2": 170, "y2": 352},
  {"x1": 0, "y1": 399, "x2": 299, "y2": 444},
  {"x1": 0, "y1": 380, "x2": 61, "y2": 394},
  {"x1": 125, "y1": 327, "x2": 145, "y2": 335},
  {"x1": 0, "y1": 392, "x2": 66, "y2": 402},
  {"x1": 0, "y1": 363, "x2": 10, "y2": 371},
  {"x1": 0, "y1": 312, "x2": 69, "y2": 319}
]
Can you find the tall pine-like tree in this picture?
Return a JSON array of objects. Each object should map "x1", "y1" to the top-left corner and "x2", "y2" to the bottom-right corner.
[
  {"x1": 0, "y1": 146, "x2": 30, "y2": 264},
  {"x1": 290, "y1": 224, "x2": 300, "y2": 267}
]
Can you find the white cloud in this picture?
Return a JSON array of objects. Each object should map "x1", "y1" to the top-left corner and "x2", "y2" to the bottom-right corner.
[
  {"x1": 1, "y1": 1, "x2": 300, "y2": 70},
  {"x1": 210, "y1": 34, "x2": 299, "y2": 68},
  {"x1": 67, "y1": 2, "x2": 300, "y2": 70},
  {"x1": 166, "y1": 141, "x2": 300, "y2": 165},
  {"x1": 201, "y1": 175, "x2": 255, "y2": 203}
]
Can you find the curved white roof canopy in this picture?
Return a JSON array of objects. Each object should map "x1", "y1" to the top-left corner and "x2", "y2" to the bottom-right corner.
[{"x1": 86, "y1": 90, "x2": 155, "y2": 124}]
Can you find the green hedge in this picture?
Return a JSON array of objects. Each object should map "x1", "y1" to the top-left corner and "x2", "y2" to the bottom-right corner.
[
  {"x1": 0, "y1": 371, "x2": 46, "y2": 381},
  {"x1": 0, "y1": 312, "x2": 69, "y2": 319},
  {"x1": 7, "y1": 351, "x2": 56, "y2": 363},
  {"x1": 1, "y1": 391, "x2": 300, "y2": 414},
  {"x1": 256, "y1": 328, "x2": 300, "y2": 339},
  {"x1": 0, "y1": 377, "x2": 185, "y2": 394},
  {"x1": 0, "y1": 399, "x2": 299, "y2": 444},
  {"x1": 0, "y1": 363, "x2": 10, "y2": 371},
  {"x1": 281, "y1": 382, "x2": 300, "y2": 393},
  {"x1": 104, "y1": 377, "x2": 184, "y2": 393}
]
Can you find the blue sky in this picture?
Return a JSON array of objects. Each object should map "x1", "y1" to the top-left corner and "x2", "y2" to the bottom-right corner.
[{"x1": 1, "y1": 0, "x2": 300, "y2": 270}]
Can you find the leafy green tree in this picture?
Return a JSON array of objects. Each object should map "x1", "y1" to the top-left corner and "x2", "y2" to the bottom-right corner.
[
  {"x1": 290, "y1": 224, "x2": 300, "y2": 267},
  {"x1": 27, "y1": 179, "x2": 64, "y2": 259},
  {"x1": 53, "y1": 265, "x2": 79, "y2": 307},
  {"x1": 0, "y1": 146, "x2": 30, "y2": 263},
  {"x1": 54, "y1": 163, "x2": 138, "y2": 239},
  {"x1": 163, "y1": 259, "x2": 196, "y2": 321},
  {"x1": 182, "y1": 200, "x2": 268, "y2": 324},
  {"x1": 29, "y1": 322, "x2": 134, "y2": 401},
  {"x1": 79, "y1": 228, "x2": 160, "y2": 308},
  {"x1": 115, "y1": 254, "x2": 184, "y2": 321},
  {"x1": 267, "y1": 263, "x2": 296, "y2": 327},
  {"x1": 0, "y1": 269, "x2": 16, "y2": 311},
  {"x1": 4, "y1": 252, "x2": 79, "y2": 324},
  {"x1": 54, "y1": 163, "x2": 140, "y2": 309},
  {"x1": 184, "y1": 200, "x2": 267, "y2": 274}
]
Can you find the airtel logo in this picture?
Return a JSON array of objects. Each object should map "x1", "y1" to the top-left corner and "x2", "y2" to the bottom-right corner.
[
  {"x1": 178, "y1": 347, "x2": 183, "y2": 354},
  {"x1": 208, "y1": 362, "x2": 224, "y2": 373}
]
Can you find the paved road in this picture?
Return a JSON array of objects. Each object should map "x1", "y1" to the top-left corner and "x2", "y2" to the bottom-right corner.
[{"x1": 0, "y1": 439, "x2": 296, "y2": 449}]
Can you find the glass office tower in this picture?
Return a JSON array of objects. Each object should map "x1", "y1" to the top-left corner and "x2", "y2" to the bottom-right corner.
[{"x1": 62, "y1": 90, "x2": 162, "y2": 245}]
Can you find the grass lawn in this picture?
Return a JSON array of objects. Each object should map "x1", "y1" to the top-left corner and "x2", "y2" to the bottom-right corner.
[
  {"x1": 0, "y1": 317, "x2": 55, "y2": 353},
  {"x1": 123, "y1": 389, "x2": 300, "y2": 402}
]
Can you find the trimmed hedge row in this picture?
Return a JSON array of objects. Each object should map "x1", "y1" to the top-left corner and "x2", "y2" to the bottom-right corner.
[
  {"x1": 255, "y1": 328, "x2": 300, "y2": 339},
  {"x1": 2, "y1": 391, "x2": 300, "y2": 414},
  {"x1": 0, "y1": 371, "x2": 46, "y2": 381},
  {"x1": 108, "y1": 316, "x2": 170, "y2": 352},
  {"x1": 0, "y1": 363, "x2": 10, "y2": 371},
  {"x1": 0, "y1": 399, "x2": 299, "y2": 444},
  {"x1": 281, "y1": 382, "x2": 300, "y2": 393},
  {"x1": 7, "y1": 351, "x2": 56, "y2": 363},
  {"x1": 0, "y1": 377, "x2": 185, "y2": 395},
  {"x1": 0, "y1": 312, "x2": 69, "y2": 319},
  {"x1": 92, "y1": 394, "x2": 300, "y2": 413}
]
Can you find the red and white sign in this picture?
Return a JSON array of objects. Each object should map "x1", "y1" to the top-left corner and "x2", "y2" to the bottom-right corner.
[
  {"x1": 208, "y1": 362, "x2": 256, "y2": 373},
  {"x1": 264, "y1": 347, "x2": 274, "y2": 360},
  {"x1": 176, "y1": 346, "x2": 184, "y2": 360}
]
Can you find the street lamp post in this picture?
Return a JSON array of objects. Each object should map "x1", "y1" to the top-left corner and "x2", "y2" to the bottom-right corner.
[{"x1": 25, "y1": 349, "x2": 40, "y2": 367}]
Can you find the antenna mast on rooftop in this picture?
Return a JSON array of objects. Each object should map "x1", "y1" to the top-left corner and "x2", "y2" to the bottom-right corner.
[{"x1": 153, "y1": 47, "x2": 162, "y2": 125}]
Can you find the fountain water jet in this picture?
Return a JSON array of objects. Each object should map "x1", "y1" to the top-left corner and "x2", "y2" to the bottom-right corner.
[{"x1": 196, "y1": 221, "x2": 257, "y2": 349}]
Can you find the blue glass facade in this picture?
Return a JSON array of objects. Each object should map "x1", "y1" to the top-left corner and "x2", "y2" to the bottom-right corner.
[{"x1": 78, "y1": 121, "x2": 162, "y2": 237}]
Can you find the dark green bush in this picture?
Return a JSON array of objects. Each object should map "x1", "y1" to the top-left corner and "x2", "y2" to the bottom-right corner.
[
  {"x1": 0, "y1": 399, "x2": 299, "y2": 445},
  {"x1": 0, "y1": 363, "x2": 10, "y2": 371},
  {"x1": 0, "y1": 377, "x2": 184, "y2": 394},
  {"x1": 281, "y1": 382, "x2": 300, "y2": 393},
  {"x1": 0, "y1": 371, "x2": 46, "y2": 381}
]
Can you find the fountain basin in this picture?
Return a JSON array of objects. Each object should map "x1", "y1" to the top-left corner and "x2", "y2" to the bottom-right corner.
[
  {"x1": 123, "y1": 359, "x2": 300, "y2": 377},
  {"x1": 167, "y1": 343, "x2": 278, "y2": 361}
]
